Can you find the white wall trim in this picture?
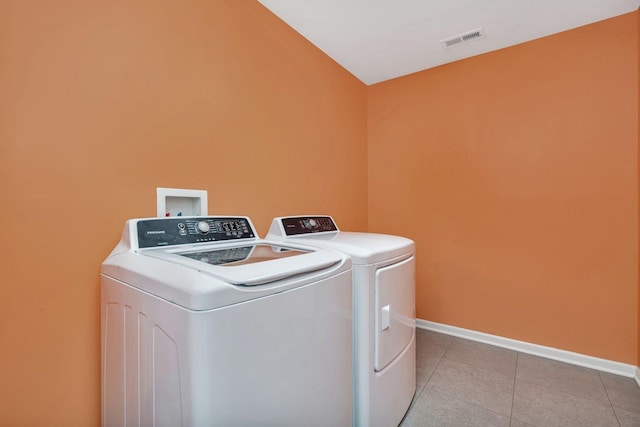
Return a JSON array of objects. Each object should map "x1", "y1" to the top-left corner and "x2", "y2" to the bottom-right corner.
[{"x1": 417, "y1": 319, "x2": 638, "y2": 379}]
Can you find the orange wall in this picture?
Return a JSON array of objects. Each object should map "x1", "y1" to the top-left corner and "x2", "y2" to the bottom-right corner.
[
  {"x1": 0, "y1": 2, "x2": 366, "y2": 426},
  {"x1": 368, "y1": 13, "x2": 639, "y2": 364},
  {"x1": 1, "y1": 2, "x2": 638, "y2": 425}
]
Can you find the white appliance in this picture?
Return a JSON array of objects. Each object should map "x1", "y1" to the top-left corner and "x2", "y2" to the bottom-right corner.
[
  {"x1": 267, "y1": 216, "x2": 416, "y2": 427},
  {"x1": 101, "y1": 216, "x2": 353, "y2": 427}
]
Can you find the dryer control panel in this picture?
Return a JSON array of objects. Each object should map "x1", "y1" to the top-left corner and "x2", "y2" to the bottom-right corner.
[
  {"x1": 137, "y1": 217, "x2": 256, "y2": 248},
  {"x1": 281, "y1": 216, "x2": 338, "y2": 236}
]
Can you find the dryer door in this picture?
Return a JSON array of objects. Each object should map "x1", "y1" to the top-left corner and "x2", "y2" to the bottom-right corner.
[{"x1": 374, "y1": 256, "x2": 415, "y2": 372}]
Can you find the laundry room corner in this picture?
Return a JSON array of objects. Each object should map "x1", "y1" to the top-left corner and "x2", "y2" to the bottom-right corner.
[
  {"x1": 0, "y1": 1, "x2": 367, "y2": 425},
  {"x1": 367, "y1": 11, "x2": 639, "y2": 367}
]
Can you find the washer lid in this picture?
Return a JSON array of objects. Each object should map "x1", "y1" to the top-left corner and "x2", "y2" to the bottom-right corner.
[
  {"x1": 101, "y1": 216, "x2": 351, "y2": 310},
  {"x1": 102, "y1": 242, "x2": 349, "y2": 310},
  {"x1": 142, "y1": 243, "x2": 339, "y2": 286}
]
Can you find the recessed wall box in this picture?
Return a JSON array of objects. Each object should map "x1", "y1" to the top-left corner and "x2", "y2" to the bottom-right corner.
[{"x1": 156, "y1": 188, "x2": 208, "y2": 217}]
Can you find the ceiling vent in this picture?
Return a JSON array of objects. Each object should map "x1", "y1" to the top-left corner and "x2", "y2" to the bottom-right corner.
[{"x1": 441, "y1": 28, "x2": 485, "y2": 48}]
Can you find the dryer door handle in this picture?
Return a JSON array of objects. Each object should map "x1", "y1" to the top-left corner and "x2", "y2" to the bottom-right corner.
[{"x1": 381, "y1": 304, "x2": 391, "y2": 331}]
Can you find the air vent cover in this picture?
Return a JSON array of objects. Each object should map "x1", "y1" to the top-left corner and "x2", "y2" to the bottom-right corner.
[{"x1": 441, "y1": 28, "x2": 485, "y2": 48}]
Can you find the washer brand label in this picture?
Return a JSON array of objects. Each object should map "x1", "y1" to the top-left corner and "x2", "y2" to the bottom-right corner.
[{"x1": 146, "y1": 230, "x2": 166, "y2": 235}]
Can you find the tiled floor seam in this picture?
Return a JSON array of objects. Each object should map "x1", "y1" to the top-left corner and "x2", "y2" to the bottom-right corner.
[
  {"x1": 419, "y1": 347, "x2": 446, "y2": 401},
  {"x1": 517, "y1": 376, "x2": 620, "y2": 409},
  {"x1": 398, "y1": 383, "x2": 425, "y2": 426},
  {"x1": 405, "y1": 336, "x2": 450, "y2": 421},
  {"x1": 400, "y1": 335, "x2": 451, "y2": 426},
  {"x1": 598, "y1": 371, "x2": 623, "y2": 426},
  {"x1": 440, "y1": 353, "x2": 516, "y2": 382},
  {"x1": 509, "y1": 352, "x2": 520, "y2": 427},
  {"x1": 409, "y1": 383, "x2": 427, "y2": 412},
  {"x1": 425, "y1": 338, "x2": 451, "y2": 385},
  {"x1": 516, "y1": 376, "x2": 623, "y2": 425},
  {"x1": 428, "y1": 354, "x2": 515, "y2": 419},
  {"x1": 426, "y1": 386, "x2": 513, "y2": 422}
]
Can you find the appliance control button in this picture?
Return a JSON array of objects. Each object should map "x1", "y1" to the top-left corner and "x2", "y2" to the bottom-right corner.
[{"x1": 197, "y1": 221, "x2": 210, "y2": 234}]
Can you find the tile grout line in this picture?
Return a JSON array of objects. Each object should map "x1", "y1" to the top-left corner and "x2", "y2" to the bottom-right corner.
[
  {"x1": 423, "y1": 335, "x2": 452, "y2": 386},
  {"x1": 515, "y1": 361, "x2": 626, "y2": 409},
  {"x1": 398, "y1": 382, "x2": 425, "y2": 426},
  {"x1": 426, "y1": 334, "x2": 516, "y2": 421},
  {"x1": 400, "y1": 333, "x2": 453, "y2": 425},
  {"x1": 509, "y1": 352, "x2": 519, "y2": 427},
  {"x1": 598, "y1": 371, "x2": 622, "y2": 427},
  {"x1": 414, "y1": 334, "x2": 451, "y2": 400}
]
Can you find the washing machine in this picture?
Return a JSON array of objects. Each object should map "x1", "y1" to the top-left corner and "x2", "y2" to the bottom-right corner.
[
  {"x1": 266, "y1": 216, "x2": 416, "y2": 427},
  {"x1": 101, "y1": 216, "x2": 353, "y2": 427}
]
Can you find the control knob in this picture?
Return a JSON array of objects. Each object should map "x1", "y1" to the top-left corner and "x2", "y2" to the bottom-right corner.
[{"x1": 196, "y1": 221, "x2": 210, "y2": 234}]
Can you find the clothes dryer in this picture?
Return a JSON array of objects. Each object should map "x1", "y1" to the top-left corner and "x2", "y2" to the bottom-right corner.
[
  {"x1": 267, "y1": 216, "x2": 416, "y2": 427},
  {"x1": 101, "y1": 216, "x2": 353, "y2": 427}
]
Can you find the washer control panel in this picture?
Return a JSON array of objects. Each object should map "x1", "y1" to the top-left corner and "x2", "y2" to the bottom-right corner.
[
  {"x1": 281, "y1": 216, "x2": 338, "y2": 236},
  {"x1": 137, "y1": 217, "x2": 255, "y2": 248}
]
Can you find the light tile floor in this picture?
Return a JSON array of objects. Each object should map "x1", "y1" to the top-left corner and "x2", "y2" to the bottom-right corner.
[{"x1": 400, "y1": 329, "x2": 640, "y2": 426}]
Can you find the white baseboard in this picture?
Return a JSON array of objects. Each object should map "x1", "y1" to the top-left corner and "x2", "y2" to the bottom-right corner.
[{"x1": 417, "y1": 319, "x2": 638, "y2": 380}]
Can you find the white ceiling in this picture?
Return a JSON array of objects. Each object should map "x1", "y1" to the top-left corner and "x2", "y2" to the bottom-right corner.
[{"x1": 257, "y1": 0, "x2": 640, "y2": 85}]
